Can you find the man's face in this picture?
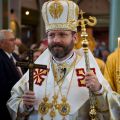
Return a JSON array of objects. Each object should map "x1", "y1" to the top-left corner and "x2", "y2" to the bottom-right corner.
[
  {"x1": 47, "y1": 30, "x2": 76, "y2": 59},
  {"x1": 1, "y1": 32, "x2": 16, "y2": 53}
]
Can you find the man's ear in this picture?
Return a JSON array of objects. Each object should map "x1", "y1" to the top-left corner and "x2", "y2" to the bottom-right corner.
[{"x1": 73, "y1": 33, "x2": 78, "y2": 44}]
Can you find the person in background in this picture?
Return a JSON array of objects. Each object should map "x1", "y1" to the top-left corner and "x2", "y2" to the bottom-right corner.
[
  {"x1": 33, "y1": 39, "x2": 48, "y2": 61},
  {"x1": 39, "y1": 39, "x2": 48, "y2": 52},
  {"x1": 94, "y1": 41, "x2": 110, "y2": 62},
  {"x1": 14, "y1": 38, "x2": 22, "y2": 55},
  {"x1": 7, "y1": 1, "x2": 120, "y2": 120},
  {"x1": 104, "y1": 47, "x2": 120, "y2": 94},
  {"x1": 33, "y1": 50, "x2": 42, "y2": 61},
  {"x1": 0, "y1": 29, "x2": 23, "y2": 119},
  {"x1": 101, "y1": 47, "x2": 110, "y2": 62}
]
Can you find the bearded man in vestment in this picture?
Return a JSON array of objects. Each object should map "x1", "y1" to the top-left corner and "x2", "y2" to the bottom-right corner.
[{"x1": 7, "y1": 0, "x2": 120, "y2": 120}]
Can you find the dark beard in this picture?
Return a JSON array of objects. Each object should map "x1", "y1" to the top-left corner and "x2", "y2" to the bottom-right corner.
[{"x1": 48, "y1": 41, "x2": 74, "y2": 59}]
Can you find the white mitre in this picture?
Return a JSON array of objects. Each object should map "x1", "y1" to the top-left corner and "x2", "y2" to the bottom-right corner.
[{"x1": 42, "y1": 0, "x2": 79, "y2": 32}]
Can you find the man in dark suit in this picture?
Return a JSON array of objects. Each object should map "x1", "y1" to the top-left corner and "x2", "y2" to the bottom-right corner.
[{"x1": 0, "y1": 29, "x2": 23, "y2": 120}]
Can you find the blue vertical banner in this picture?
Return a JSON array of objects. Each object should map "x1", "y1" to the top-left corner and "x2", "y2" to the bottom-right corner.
[{"x1": 109, "y1": 0, "x2": 120, "y2": 51}]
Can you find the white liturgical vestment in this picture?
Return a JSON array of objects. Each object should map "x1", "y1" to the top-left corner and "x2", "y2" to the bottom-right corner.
[{"x1": 7, "y1": 48, "x2": 120, "y2": 120}]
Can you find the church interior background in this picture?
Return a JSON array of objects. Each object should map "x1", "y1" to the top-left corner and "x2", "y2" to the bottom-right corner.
[{"x1": 0, "y1": 0, "x2": 120, "y2": 52}]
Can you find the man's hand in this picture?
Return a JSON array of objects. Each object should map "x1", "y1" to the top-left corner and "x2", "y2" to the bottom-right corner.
[
  {"x1": 22, "y1": 91, "x2": 36, "y2": 108},
  {"x1": 85, "y1": 72, "x2": 102, "y2": 92}
]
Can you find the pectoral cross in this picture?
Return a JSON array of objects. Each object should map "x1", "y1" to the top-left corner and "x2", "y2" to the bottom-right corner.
[{"x1": 16, "y1": 49, "x2": 47, "y2": 91}]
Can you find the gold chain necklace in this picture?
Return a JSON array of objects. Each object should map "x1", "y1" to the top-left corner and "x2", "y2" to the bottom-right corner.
[
  {"x1": 38, "y1": 61, "x2": 52, "y2": 120},
  {"x1": 51, "y1": 54, "x2": 77, "y2": 120},
  {"x1": 38, "y1": 54, "x2": 78, "y2": 120}
]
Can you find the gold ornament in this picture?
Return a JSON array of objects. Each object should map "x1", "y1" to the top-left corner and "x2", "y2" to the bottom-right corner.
[
  {"x1": 50, "y1": 108, "x2": 56, "y2": 119},
  {"x1": 38, "y1": 54, "x2": 77, "y2": 118},
  {"x1": 38, "y1": 97, "x2": 50, "y2": 118},
  {"x1": 49, "y1": 94, "x2": 59, "y2": 119},
  {"x1": 89, "y1": 105, "x2": 97, "y2": 120},
  {"x1": 77, "y1": 10, "x2": 97, "y2": 120},
  {"x1": 58, "y1": 96, "x2": 70, "y2": 116},
  {"x1": 49, "y1": 1, "x2": 63, "y2": 19}
]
